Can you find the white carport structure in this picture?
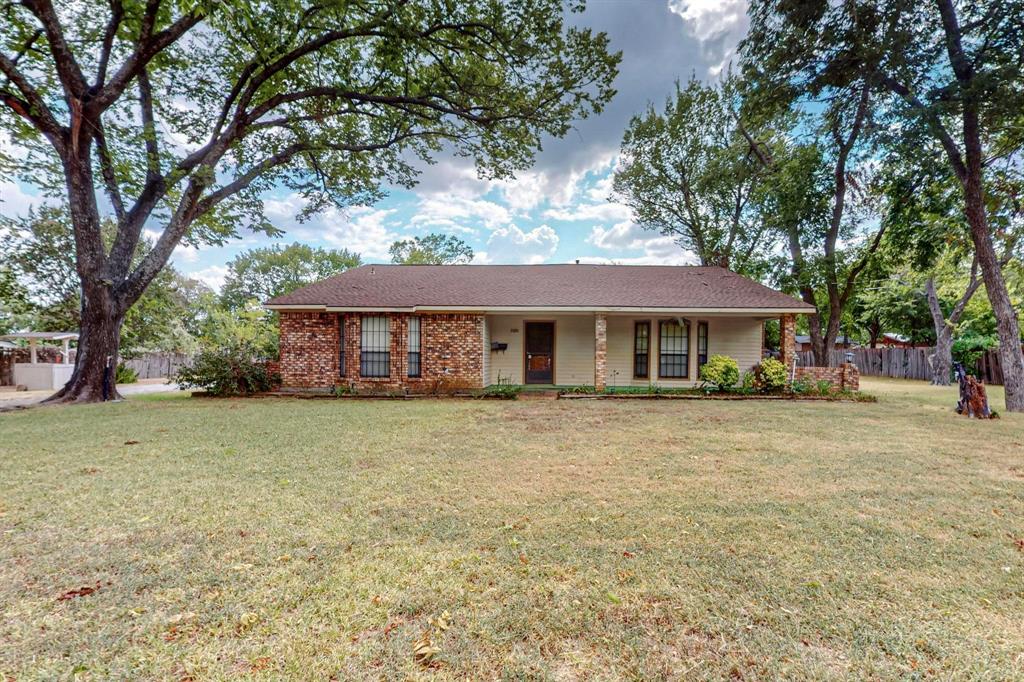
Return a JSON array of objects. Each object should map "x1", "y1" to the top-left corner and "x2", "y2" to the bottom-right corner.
[{"x1": 0, "y1": 332, "x2": 78, "y2": 390}]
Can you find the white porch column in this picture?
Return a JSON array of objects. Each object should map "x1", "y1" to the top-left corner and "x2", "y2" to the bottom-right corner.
[
  {"x1": 29, "y1": 338, "x2": 37, "y2": 364},
  {"x1": 62, "y1": 338, "x2": 71, "y2": 364}
]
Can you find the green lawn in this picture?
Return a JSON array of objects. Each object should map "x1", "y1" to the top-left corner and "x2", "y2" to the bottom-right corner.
[{"x1": 1, "y1": 379, "x2": 1022, "y2": 679}]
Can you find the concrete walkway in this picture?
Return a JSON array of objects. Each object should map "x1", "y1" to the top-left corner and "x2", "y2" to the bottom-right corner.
[{"x1": 0, "y1": 378, "x2": 179, "y2": 410}]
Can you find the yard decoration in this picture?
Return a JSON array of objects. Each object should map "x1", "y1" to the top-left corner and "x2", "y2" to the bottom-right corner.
[{"x1": 953, "y1": 362, "x2": 995, "y2": 419}]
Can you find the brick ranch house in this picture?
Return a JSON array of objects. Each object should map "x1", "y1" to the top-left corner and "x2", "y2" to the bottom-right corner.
[{"x1": 266, "y1": 264, "x2": 858, "y2": 392}]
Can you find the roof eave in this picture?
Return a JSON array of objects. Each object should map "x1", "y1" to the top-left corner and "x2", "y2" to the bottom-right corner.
[{"x1": 265, "y1": 304, "x2": 814, "y2": 315}]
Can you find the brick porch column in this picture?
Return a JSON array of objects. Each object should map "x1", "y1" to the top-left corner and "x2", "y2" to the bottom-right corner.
[
  {"x1": 780, "y1": 313, "x2": 796, "y2": 371},
  {"x1": 594, "y1": 313, "x2": 607, "y2": 392}
]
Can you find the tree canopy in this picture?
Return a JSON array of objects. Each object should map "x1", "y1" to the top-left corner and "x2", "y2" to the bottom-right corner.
[
  {"x1": 0, "y1": 0, "x2": 620, "y2": 402},
  {"x1": 612, "y1": 76, "x2": 774, "y2": 276},
  {"x1": 389, "y1": 233, "x2": 474, "y2": 265},
  {"x1": 221, "y1": 243, "x2": 361, "y2": 309}
]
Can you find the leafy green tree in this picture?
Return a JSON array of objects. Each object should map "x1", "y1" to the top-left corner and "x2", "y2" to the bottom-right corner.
[
  {"x1": 735, "y1": 104, "x2": 885, "y2": 366},
  {"x1": 612, "y1": 76, "x2": 774, "y2": 276},
  {"x1": 0, "y1": 266, "x2": 32, "y2": 334},
  {"x1": 0, "y1": 0, "x2": 619, "y2": 402},
  {"x1": 742, "y1": 0, "x2": 1024, "y2": 409},
  {"x1": 389, "y1": 233, "x2": 474, "y2": 265},
  {"x1": 1, "y1": 207, "x2": 201, "y2": 356},
  {"x1": 221, "y1": 243, "x2": 361, "y2": 309}
]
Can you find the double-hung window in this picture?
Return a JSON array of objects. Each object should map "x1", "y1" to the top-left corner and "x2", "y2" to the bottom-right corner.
[
  {"x1": 659, "y1": 319, "x2": 689, "y2": 378},
  {"x1": 407, "y1": 317, "x2": 422, "y2": 378},
  {"x1": 360, "y1": 315, "x2": 390, "y2": 377},
  {"x1": 697, "y1": 321, "x2": 708, "y2": 370},
  {"x1": 634, "y1": 321, "x2": 650, "y2": 378}
]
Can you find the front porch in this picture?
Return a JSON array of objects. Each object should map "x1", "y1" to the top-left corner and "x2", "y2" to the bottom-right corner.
[{"x1": 484, "y1": 312, "x2": 798, "y2": 391}]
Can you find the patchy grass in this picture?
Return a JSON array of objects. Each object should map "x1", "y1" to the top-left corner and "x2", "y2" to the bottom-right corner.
[{"x1": 1, "y1": 378, "x2": 1022, "y2": 679}]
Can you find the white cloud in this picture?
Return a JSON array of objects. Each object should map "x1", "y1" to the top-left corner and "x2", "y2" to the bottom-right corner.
[
  {"x1": 412, "y1": 195, "x2": 509, "y2": 232},
  {"x1": 668, "y1": 0, "x2": 749, "y2": 76},
  {"x1": 544, "y1": 201, "x2": 633, "y2": 224},
  {"x1": 316, "y1": 206, "x2": 399, "y2": 260},
  {"x1": 0, "y1": 181, "x2": 45, "y2": 218},
  {"x1": 486, "y1": 224, "x2": 559, "y2": 264},
  {"x1": 587, "y1": 221, "x2": 698, "y2": 265},
  {"x1": 188, "y1": 264, "x2": 229, "y2": 291}
]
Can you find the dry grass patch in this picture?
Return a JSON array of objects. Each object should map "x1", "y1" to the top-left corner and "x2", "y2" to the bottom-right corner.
[{"x1": 1, "y1": 378, "x2": 1022, "y2": 679}]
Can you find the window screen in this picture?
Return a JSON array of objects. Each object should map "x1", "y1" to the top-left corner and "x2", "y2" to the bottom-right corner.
[
  {"x1": 407, "y1": 317, "x2": 421, "y2": 378},
  {"x1": 360, "y1": 315, "x2": 390, "y2": 377},
  {"x1": 634, "y1": 321, "x2": 650, "y2": 378},
  {"x1": 659, "y1": 320, "x2": 689, "y2": 378}
]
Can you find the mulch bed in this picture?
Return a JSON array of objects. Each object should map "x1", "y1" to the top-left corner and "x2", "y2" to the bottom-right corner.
[{"x1": 561, "y1": 393, "x2": 876, "y2": 402}]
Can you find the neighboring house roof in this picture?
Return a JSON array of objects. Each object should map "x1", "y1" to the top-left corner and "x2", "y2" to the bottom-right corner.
[
  {"x1": 0, "y1": 331, "x2": 79, "y2": 341},
  {"x1": 794, "y1": 334, "x2": 854, "y2": 345},
  {"x1": 266, "y1": 264, "x2": 814, "y2": 313},
  {"x1": 882, "y1": 333, "x2": 910, "y2": 343}
]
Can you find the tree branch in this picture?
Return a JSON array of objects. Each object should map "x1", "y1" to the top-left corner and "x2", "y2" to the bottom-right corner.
[
  {"x1": 94, "y1": 0, "x2": 124, "y2": 88},
  {"x1": 92, "y1": 5, "x2": 205, "y2": 113},
  {"x1": 21, "y1": 0, "x2": 89, "y2": 98}
]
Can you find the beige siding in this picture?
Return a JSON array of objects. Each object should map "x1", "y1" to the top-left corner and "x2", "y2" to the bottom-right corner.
[
  {"x1": 487, "y1": 315, "x2": 524, "y2": 384},
  {"x1": 607, "y1": 315, "x2": 763, "y2": 388},
  {"x1": 487, "y1": 314, "x2": 595, "y2": 385},
  {"x1": 706, "y1": 317, "x2": 763, "y2": 376}
]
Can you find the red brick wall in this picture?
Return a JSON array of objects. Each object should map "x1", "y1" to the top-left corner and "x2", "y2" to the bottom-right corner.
[
  {"x1": 279, "y1": 311, "x2": 484, "y2": 392},
  {"x1": 794, "y1": 362, "x2": 860, "y2": 391},
  {"x1": 279, "y1": 312, "x2": 340, "y2": 388}
]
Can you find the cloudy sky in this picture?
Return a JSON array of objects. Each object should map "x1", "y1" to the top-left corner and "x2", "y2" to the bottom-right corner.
[{"x1": 0, "y1": 0, "x2": 748, "y2": 291}]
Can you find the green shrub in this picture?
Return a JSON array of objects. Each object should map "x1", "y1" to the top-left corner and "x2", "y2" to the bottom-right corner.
[
  {"x1": 741, "y1": 371, "x2": 756, "y2": 390},
  {"x1": 791, "y1": 377, "x2": 811, "y2": 394},
  {"x1": 115, "y1": 363, "x2": 138, "y2": 384},
  {"x1": 753, "y1": 357, "x2": 787, "y2": 393},
  {"x1": 482, "y1": 372, "x2": 521, "y2": 399},
  {"x1": 815, "y1": 379, "x2": 833, "y2": 395},
  {"x1": 174, "y1": 344, "x2": 276, "y2": 396},
  {"x1": 699, "y1": 355, "x2": 739, "y2": 391},
  {"x1": 951, "y1": 334, "x2": 998, "y2": 374}
]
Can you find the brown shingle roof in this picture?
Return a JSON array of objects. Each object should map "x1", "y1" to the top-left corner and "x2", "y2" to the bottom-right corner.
[{"x1": 265, "y1": 264, "x2": 813, "y2": 312}]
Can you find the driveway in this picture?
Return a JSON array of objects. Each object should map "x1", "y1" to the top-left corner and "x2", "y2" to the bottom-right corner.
[{"x1": 0, "y1": 378, "x2": 179, "y2": 410}]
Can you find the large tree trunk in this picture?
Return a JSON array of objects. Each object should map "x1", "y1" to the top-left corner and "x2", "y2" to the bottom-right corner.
[
  {"x1": 44, "y1": 286, "x2": 125, "y2": 403},
  {"x1": 962, "y1": 132, "x2": 1024, "y2": 411}
]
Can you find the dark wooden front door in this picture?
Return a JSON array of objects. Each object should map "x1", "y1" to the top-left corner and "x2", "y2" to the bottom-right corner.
[{"x1": 525, "y1": 322, "x2": 555, "y2": 384}]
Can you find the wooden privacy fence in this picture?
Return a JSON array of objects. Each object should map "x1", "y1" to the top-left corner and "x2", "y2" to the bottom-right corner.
[
  {"x1": 795, "y1": 347, "x2": 1005, "y2": 385},
  {"x1": 122, "y1": 352, "x2": 191, "y2": 380}
]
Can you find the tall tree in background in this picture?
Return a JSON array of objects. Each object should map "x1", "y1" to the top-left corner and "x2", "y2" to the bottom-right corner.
[
  {"x1": 1, "y1": 207, "x2": 202, "y2": 356},
  {"x1": 221, "y1": 243, "x2": 361, "y2": 309},
  {"x1": 0, "y1": 0, "x2": 619, "y2": 402},
  {"x1": 743, "y1": 0, "x2": 1024, "y2": 409},
  {"x1": 612, "y1": 76, "x2": 774, "y2": 275},
  {"x1": 735, "y1": 79, "x2": 885, "y2": 366},
  {"x1": 389, "y1": 233, "x2": 474, "y2": 265}
]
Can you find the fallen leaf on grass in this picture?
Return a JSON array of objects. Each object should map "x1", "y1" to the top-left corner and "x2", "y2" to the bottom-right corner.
[
  {"x1": 124, "y1": 440, "x2": 140, "y2": 445},
  {"x1": 622, "y1": 550, "x2": 636, "y2": 558},
  {"x1": 1008, "y1": 535, "x2": 1024, "y2": 552},
  {"x1": 249, "y1": 657, "x2": 272, "y2": 672},
  {"x1": 57, "y1": 581, "x2": 101, "y2": 601}
]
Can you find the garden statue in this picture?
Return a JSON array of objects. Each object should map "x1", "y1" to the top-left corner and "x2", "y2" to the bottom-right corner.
[{"x1": 953, "y1": 362, "x2": 994, "y2": 419}]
